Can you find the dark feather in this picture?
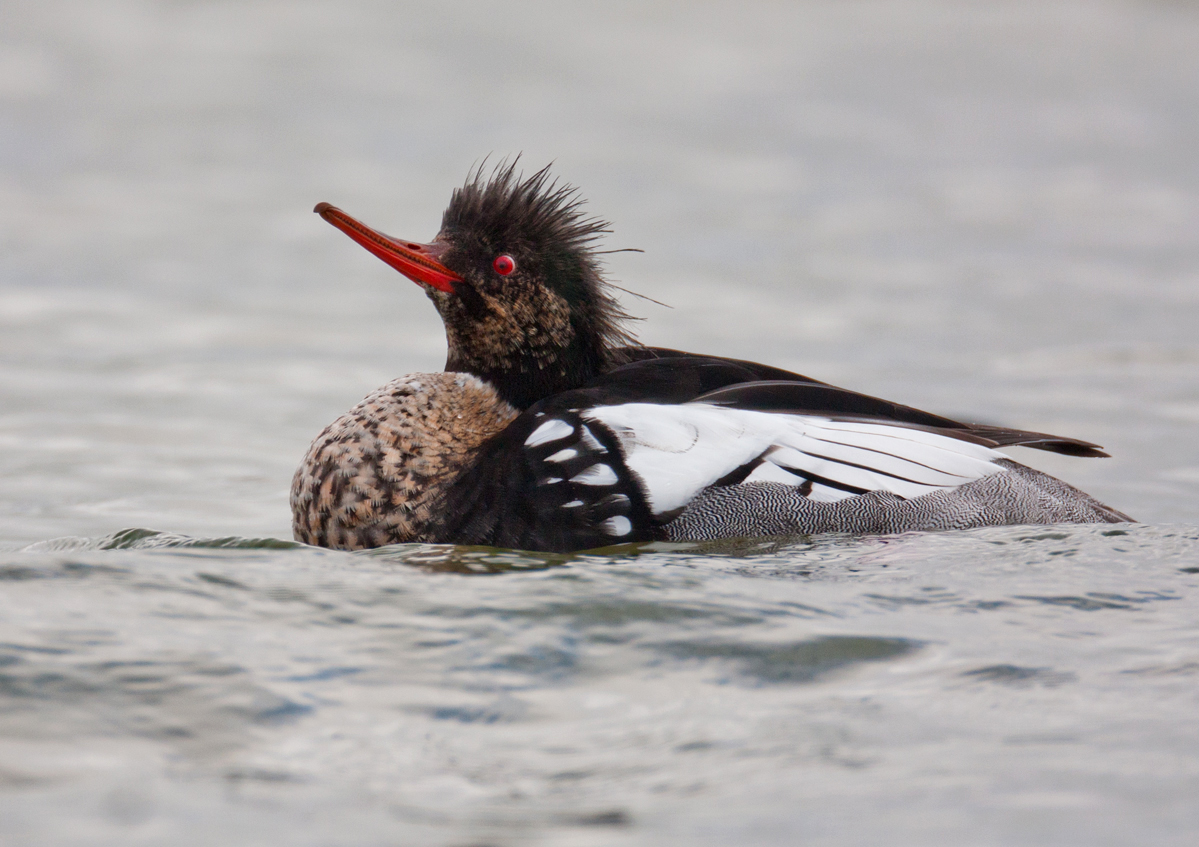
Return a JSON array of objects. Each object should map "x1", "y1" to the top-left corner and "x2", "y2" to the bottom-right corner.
[
  {"x1": 441, "y1": 160, "x2": 639, "y2": 363},
  {"x1": 583, "y1": 356, "x2": 1110, "y2": 458},
  {"x1": 694, "y1": 377, "x2": 1109, "y2": 458},
  {"x1": 434, "y1": 410, "x2": 661, "y2": 552},
  {"x1": 961, "y1": 424, "x2": 1109, "y2": 458}
]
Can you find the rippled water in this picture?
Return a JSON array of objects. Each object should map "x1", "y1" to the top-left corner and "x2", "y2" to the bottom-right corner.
[
  {"x1": 3, "y1": 1, "x2": 1199, "y2": 844},
  {"x1": 4, "y1": 526, "x2": 1199, "y2": 845}
]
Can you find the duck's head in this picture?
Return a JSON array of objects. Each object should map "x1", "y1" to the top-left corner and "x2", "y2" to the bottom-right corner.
[{"x1": 315, "y1": 162, "x2": 638, "y2": 409}]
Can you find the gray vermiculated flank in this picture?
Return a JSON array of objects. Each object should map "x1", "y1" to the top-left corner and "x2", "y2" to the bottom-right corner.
[{"x1": 663, "y1": 459, "x2": 1132, "y2": 541}]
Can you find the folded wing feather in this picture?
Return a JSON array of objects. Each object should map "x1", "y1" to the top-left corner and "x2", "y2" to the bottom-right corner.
[{"x1": 581, "y1": 403, "x2": 1005, "y2": 516}]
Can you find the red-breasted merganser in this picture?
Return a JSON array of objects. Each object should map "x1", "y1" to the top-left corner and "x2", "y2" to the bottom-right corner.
[{"x1": 291, "y1": 163, "x2": 1132, "y2": 552}]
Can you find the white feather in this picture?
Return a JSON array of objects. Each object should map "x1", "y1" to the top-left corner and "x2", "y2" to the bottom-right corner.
[
  {"x1": 525, "y1": 419, "x2": 574, "y2": 447},
  {"x1": 743, "y1": 462, "x2": 806, "y2": 485},
  {"x1": 578, "y1": 425, "x2": 608, "y2": 453},
  {"x1": 807, "y1": 482, "x2": 856, "y2": 503},
  {"x1": 602, "y1": 516, "x2": 633, "y2": 537},
  {"x1": 799, "y1": 420, "x2": 996, "y2": 480},
  {"x1": 571, "y1": 464, "x2": 619, "y2": 486},
  {"x1": 582, "y1": 403, "x2": 1002, "y2": 515}
]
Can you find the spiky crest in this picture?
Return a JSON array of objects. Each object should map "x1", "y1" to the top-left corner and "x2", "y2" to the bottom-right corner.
[{"x1": 439, "y1": 160, "x2": 639, "y2": 362}]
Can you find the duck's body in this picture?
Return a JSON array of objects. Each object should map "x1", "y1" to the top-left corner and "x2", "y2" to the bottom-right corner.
[{"x1": 292, "y1": 164, "x2": 1131, "y2": 553}]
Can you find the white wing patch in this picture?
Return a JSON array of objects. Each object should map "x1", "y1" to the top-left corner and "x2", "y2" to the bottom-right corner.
[
  {"x1": 525, "y1": 419, "x2": 574, "y2": 447},
  {"x1": 601, "y1": 516, "x2": 633, "y2": 537},
  {"x1": 571, "y1": 463, "x2": 619, "y2": 486},
  {"x1": 582, "y1": 403, "x2": 1003, "y2": 516}
]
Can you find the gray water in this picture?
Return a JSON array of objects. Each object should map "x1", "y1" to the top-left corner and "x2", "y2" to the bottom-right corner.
[{"x1": 2, "y1": 1, "x2": 1198, "y2": 844}]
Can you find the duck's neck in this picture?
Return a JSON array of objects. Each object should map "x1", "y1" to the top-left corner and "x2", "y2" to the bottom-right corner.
[
  {"x1": 431, "y1": 273, "x2": 631, "y2": 409},
  {"x1": 447, "y1": 339, "x2": 609, "y2": 410},
  {"x1": 440, "y1": 302, "x2": 618, "y2": 409}
]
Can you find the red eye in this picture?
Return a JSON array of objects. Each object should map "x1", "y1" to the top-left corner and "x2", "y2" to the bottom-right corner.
[{"x1": 492, "y1": 255, "x2": 516, "y2": 275}]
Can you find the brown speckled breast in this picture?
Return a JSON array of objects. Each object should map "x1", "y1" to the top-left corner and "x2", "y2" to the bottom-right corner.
[{"x1": 291, "y1": 373, "x2": 519, "y2": 550}]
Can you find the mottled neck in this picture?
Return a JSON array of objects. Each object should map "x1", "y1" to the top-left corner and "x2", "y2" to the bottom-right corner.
[{"x1": 438, "y1": 289, "x2": 610, "y2": 409}]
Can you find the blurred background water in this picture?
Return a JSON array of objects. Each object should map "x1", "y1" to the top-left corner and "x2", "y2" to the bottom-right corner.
[{"x1": 1, "y1": 1, "x2": 1197, "y2": 844}]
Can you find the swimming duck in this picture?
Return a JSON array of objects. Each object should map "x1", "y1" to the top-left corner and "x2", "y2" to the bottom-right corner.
[{"x1": 291, "y1": 163, "x2": 1131, "y2": 552}]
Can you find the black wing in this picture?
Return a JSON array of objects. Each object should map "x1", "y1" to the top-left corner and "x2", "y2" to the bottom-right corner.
[
  {"x1": 693, "y1": 380, "x2": 1109, "y2": 457},
  {"x1": 609, "y1": 350, "x2": 1109, "y2": 458}
]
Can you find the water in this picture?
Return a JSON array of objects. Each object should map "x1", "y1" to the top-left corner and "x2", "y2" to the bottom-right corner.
[
  {"x1": 2, "y1": 1, "x2": 1198, "y2": 844},
  {"x1": 4, "y1": 527, "x2": 1199, "y2": 845}
]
